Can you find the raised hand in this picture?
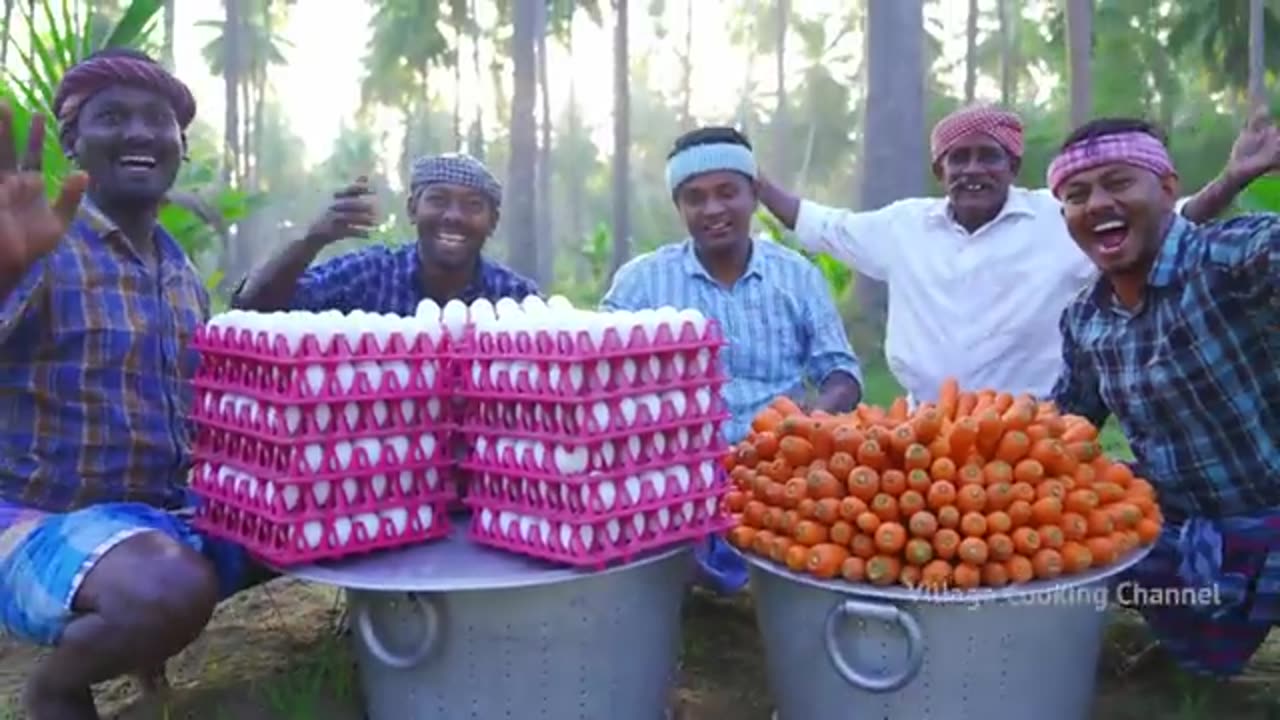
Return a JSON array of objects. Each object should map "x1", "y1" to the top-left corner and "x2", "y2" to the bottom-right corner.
[
  {"x1": 0, "y1": 102, "x2": 88, "y2": 287},
  {"x1": 303, "y1": 176, "x2": 378, "y2": 246},
  {"x1": 1225, "y1": 104, "x2": 1280, "y2": 186}
]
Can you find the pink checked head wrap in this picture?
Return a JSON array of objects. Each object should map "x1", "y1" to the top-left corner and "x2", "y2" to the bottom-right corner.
[
  {"x1": 1046, "y1": 131, "x2": 1175, "y2": 198},
  {"x1": 53, "y1": 48, "x2": 196, "y2": 153},
  {"x1": 930, "y1": 105, "x2": 1025, "y2": 165}
]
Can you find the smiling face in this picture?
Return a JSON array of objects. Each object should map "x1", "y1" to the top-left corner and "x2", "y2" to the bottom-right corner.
[
  {"x1": 73, "y1": 85, "x2": 183, "y2": 210},
  {"x1": 1059, "y1": 162, "x2": 1179, "y2": 274},
  {"x1": 674, "y1": 170, "x2": 757, "y2": 255},
  {"x1": 936, "y1": 132, "x2": 1019, "y2": 230},
  {"x1": 410, "y1": 182, "x2": 496, "y2": 271}
]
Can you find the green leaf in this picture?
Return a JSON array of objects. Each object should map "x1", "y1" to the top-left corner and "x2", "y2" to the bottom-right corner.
[
  {"x1": 101, "y1": 0, "x2": 164, "y2": 51},
  {"x1": 1239, "y1": 176, "x2": 1280, "y2": 214}
]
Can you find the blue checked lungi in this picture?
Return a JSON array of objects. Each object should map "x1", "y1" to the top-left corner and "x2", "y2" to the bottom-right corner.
[
  {"x1": 1116, "y1": 507, "x2": 1280, "y2": 677},
  {"x1": 0, "y1": 495, "x2": 249, "y2": 647},
  {"x1": 692, "y1": 467, "x2": 749, "y2": 595}
]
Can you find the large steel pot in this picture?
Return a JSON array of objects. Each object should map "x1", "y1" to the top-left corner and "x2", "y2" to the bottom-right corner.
[
  {"x1": 288, "y1": 522, "x2": 694, "y2": 720},
  {"x1": 746, "y1": 547, "x2": 1150, "y2": 720}
]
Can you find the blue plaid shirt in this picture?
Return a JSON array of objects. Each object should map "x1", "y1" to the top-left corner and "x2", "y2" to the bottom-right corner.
[
  {"x1": 601, "y1": 237, "x2": 862, "y2": 444},
  {"x1": 1052, "y1": 213, "x2": 1279, "y2": 521},
  {"x1": 279, "y1": 241, "x2": 540, "y2": 313},
  {"x1": 0, "y1": 201, "x2": 207, "y2": 516}
]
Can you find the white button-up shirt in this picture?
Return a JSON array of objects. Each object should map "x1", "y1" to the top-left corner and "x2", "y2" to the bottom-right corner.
[{"x1": 794, "y1": 187, "x2": 1184, "y2": 403}]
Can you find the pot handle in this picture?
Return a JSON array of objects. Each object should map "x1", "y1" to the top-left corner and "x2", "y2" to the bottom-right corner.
[
  {"x1": 353, "y1": 591, "x2": 439, "y2": 670},
  {"x1": 823, "y1": 597, "x2": 925, "y2": 693}
]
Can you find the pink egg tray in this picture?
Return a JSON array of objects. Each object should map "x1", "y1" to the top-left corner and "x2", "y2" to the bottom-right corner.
[
  {"x1": 450, "y1": 317, "x2": 724, "y2": 360},
  {"x1": 192, "y1": 357, "x2": 449, "y2": 404},
  {"x1": 192, "y1": 388, "x2": 450, "y2": 442},
  {"x1": 193, "y1": 426, "x2": 453, "y2": 482},
  {"x1": 194, "y1": 323, "x2": 447, "y2": 362},
  {"x1": 190, "y1": 460, "x2": 455, "y2": 522},
  {"x1": 457, "y1": 406, "x2": 728, "y2": 446},
  {"x1": 457, "y1": 384, "x2": 727, "y2": 436},
  {"x1": 456, "y1": 365, "x2": 724, "y2": 401},
  {"x1": 191, "y1": 326, "x2": 451, "y2": 404},
  {"x1": 450, "y1": 322, "x2": 725, "y2": 396},
  {"x1": 466, "y1": 495, "x2": 732, "y2": 569},
  {"x1": 193, "y1": 495, "x2": 451, "y2": 566},
  {"x1": 459, "y1": 428, "x2": 724, "y2": 477},
  {"x1": 463, "y1": 451, "x2": 726, "y2": 520}
]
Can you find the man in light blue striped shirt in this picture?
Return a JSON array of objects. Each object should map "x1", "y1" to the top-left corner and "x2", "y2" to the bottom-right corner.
[{"x1": 601, "y1": 127, "x2": 863, "y2": 593}]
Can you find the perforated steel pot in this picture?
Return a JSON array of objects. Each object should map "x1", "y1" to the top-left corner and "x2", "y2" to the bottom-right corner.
[
  {"x1": 288, "y1": 528, "x2": 694, "y2": 720},
  {"x1": 746, "y1": 547, "x2": 1150, "y2": 720}
]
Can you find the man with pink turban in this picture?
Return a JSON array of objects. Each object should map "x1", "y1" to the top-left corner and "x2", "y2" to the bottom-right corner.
[
  {"x1": 0, "y1": 48, "x2": 262, "y2": 719},
  {"x1": 1047, "y1": 115, "x2": 1280, "y2": 679},
  {"x1": 756, "y1": 104, "x2": 1280, "y2": 405}
]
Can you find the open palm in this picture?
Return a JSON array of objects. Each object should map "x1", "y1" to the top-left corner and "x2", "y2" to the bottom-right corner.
[
  {"x1": 1227, "y1": 104, "x2": 1280, "y2": 183},
  {"x1": 0, "y1": 103, "x2": 88, "y2": 285}
]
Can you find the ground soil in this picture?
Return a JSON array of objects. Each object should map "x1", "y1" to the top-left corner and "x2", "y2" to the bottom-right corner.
[{"x1": 3, "y1": 577, "x2": 1280, "y2": 719}]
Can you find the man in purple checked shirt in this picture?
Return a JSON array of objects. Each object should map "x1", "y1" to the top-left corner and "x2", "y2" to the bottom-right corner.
[
  {"x1": 231, "y1": 153, "x2": 539, "y2": 313},
  {"x1": 0, "y1": 50, "x2": 258, "y2": 719}
]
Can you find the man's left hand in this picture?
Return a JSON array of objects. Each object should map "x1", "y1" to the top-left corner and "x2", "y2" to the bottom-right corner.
[{"x1": 1225, "y1": 105, "x2": 1280, "y2": 187}]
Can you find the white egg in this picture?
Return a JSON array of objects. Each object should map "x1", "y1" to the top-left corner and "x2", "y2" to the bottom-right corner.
[
  {"x1": 382, "y1": 507, "x2": 408, "y2": 535},
  {"x1": 333, "y1": 516, "x2": 353, "y2": 546},
  {"x1": 441, "y1": 299, "x2": 469, "y2": 336},
  {"x1": 495, "y1": 297, "x2": 523, "y2": 320},
  {"x1": 546, "y1": 294, "x2": 574, "y2": 311},
  {"x1": 355, "y1": 512, "x2": 380, "y2": 540},
  {"x1": 624, "y1": 475, "x2": 642, "y2": 505},
  {"x1": 416, "y1": 298, "x2": 441, "y2": 321},
  {"x1": 520, "y1": 295, "x2": 547, "y2": 315},
  {"x1": 301, "y1": 520, "x2": 324, "y2": 549},
  {"x1": 469, "y1": 298, "x2": 496, "y2": 324}
]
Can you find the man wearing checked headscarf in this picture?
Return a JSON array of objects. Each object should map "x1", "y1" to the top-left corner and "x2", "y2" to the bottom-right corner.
[
  {"x1": 752, "y1": 104, "x2": 1278, "y2": 406},
  {"x1": 0, "y1": 48, "x2": 266, "y2": 719},
  {"x1": 233, "y1": 152, "x2": 540, "y2": 313}
]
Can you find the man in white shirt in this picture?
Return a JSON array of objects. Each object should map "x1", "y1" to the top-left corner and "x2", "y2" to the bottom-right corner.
[{"x1": 756, "y1": 104, "x2": 1280, "y2": 403}]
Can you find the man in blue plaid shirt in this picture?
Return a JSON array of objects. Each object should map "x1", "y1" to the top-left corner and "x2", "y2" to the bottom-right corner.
[
  {"x1": 1048, "y1": 114, "x2": 1280, "y2": 678},
  {"x1": 602, "y1": 127, "x2": 864, "y2": 597},
  {"x1": 232, "y1": 153, "x2": 539, "y2": 312}
]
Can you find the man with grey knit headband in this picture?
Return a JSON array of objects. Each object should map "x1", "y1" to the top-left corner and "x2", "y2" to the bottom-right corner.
[
  {"x1": 233, "y1": 151, "x2": 540, "y2": 313},
  {"x1": 603, "y1": 126, "x2": 863, "y2": 596}
]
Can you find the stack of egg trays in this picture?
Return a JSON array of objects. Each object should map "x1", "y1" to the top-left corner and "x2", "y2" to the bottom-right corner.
[
  {"x1": 453, "y1": 318, "x2": 737, "y2": 569},
  {"x1": 187, "y1": 322, "x2": 457, "y2": 566}
]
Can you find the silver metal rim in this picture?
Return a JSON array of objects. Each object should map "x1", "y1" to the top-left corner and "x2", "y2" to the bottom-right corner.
[
  {"x1": 823, "y1": 598, "x2": 925, "y2": 693},
  {"x1": 743, "y1": 544, "x2": 1152, "y2": 604},
  {"x1": 353, "y1": 591, "x2": 440, "y2": 669}
]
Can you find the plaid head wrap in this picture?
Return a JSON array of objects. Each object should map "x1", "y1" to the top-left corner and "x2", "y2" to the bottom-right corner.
[
  {"x1": 1046, "y1": 131, "x2": 1175, "y2": 198},
  {"x1": 409, "y1": 153, "x2": 503, "y2": 211},
  {"x1": 53, "y1": 50, "x2": 197, "y2": 152},
  {"x1": 930, "y1": 105, "x2": 1024, "y2": 165}
]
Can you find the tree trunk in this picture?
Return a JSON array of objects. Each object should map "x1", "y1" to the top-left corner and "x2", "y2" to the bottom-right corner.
[
  {"x1": 567, "y1": 36, "x2": 586, "y2": 283},
  {"x1": 223, "y1": 0, "x2": 242, "y2": 187},
  {"x1": 610, "y1": 0, "x2": 631, "y2": 274},
  {"x1": 161, "y1": 0, "x2": 175, "y2": 69},
  {"x1": 0, "y1": 0, "x2": 14, "y2": 65},
  {"x1": 468, "y1": 0, "x2": 484, "y2": 158},
  {"x1": 506, "y1": 0, "x2": 539, "y2": 278},
  {"x1": 857, "y1": 0, "x2": 926, "y2": 351},
  {"x1": 1065, "y1": 0, "x2": 1093, "y2": 128},
  {"x1": 679, "y1": 0, "x2": 693, "y2": 129},
  {"x1": 997, "y1": 0, "x2": 1014, "y2": 105},
  {"x1": 536, "y1": 2, "x2": 553, "y2": 285},
  {"x1": 772, "y1": 0, "x2": 788, "y2": 180},
  {"x1": 1248, "y1": 0, "x2": 1265, "y2": 109},
  {"x1": 964, "y1": 0, "x2": 978, "y2": 103}
]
